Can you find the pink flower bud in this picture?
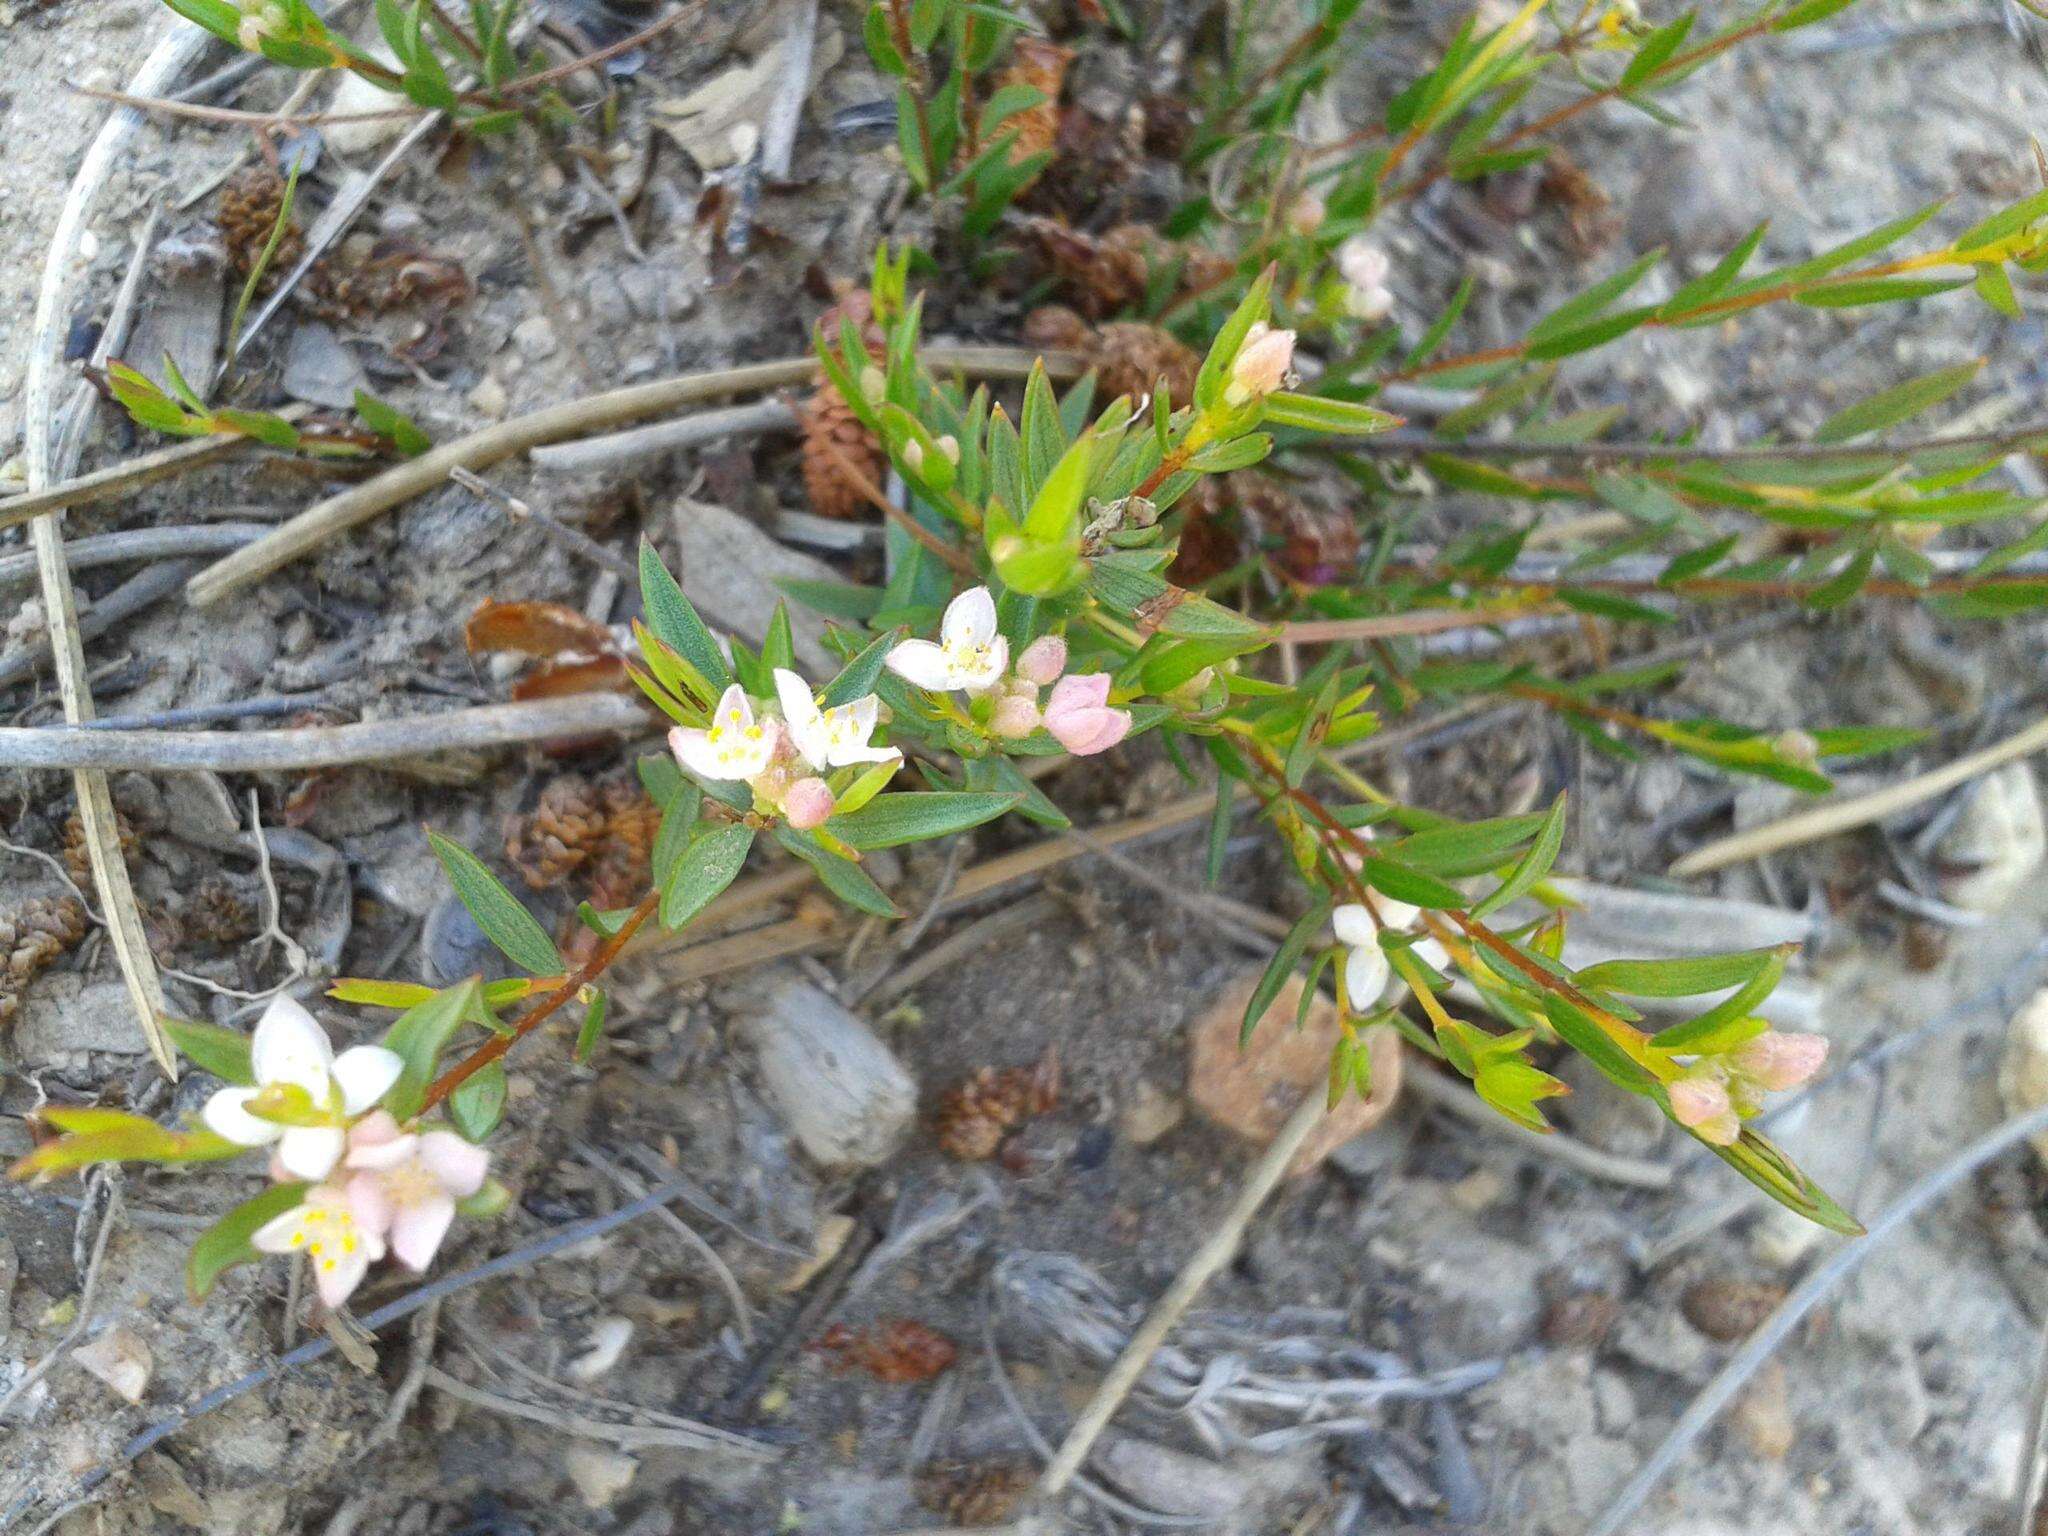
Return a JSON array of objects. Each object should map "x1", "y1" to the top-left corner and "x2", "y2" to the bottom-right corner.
[
  {"x1": 782, "y1": 776, "x2": 836, "y2": 830},
  {"x1": 1015, "y1": 634, "x2": 1067, "y2": 687},
  {"x1": 1225, "y1": 322, "x2": 1296, "y2": 406},
  {"x1": 1286, "y1": 192, "x2": 1326, "y2": 236},
  {"x1": 991, "y1": 693, "x2": 1042, "y2": 739},
  {"x1": 1043, "y1": 672, "x2": 1133, "y2": 756},
  {"x1": 1667, "y1": 1075, "x2": 1739, "y2": 1145},
  {"x1": 1730, "y1": 1031, "x2": 1828, "y2": 1093}
]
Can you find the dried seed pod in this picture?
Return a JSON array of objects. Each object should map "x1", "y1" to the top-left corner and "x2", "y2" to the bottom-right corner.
[
  {"x1": 800, "y1": 385, "x2": 885, "y2": 521},
  {"x1": 182, "y1": 878, "x2": 258, "y2": 945},
  {"x1": 814, "y1": 1319, "x2": 958, "y2": 1382},
  {"x1": 217, "y1": 165, "x2": 306, "y2": 283},
  {"x1": 1021, "y1": 303, "x2": 1094, "y2": 353},
  {"x1": 0, "y1": 895, "x2": 88, "y2": 1026},
  {"x1": 915, "y1": 1459, "x2": 1035, "y2": 1525},
  {"x1": 1680, "y1": 1277, "x2": 1788, "y2": 1342},
  {"x1": 505, "y1": 776, "x2": 608, "y2": 890},
  {"x1": 933, "y1": 1048, "x2": 1061, "y2": 1160},
  {"x1": 62, "y1": 808, "x2": 138, "y2": 888}
]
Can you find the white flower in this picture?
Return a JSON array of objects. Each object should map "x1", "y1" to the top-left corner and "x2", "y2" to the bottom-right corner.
[
  {"x1": 202, "y1": 996, "x2": 403, "y2": 1181},
  {"x1": 668, "y1": 683, "x2": 780, "y2": 782},
  {"x1": 885, "y1": 587, "x2": 1009, "y2": 693},
  {"x1": 1223, "y1": 322, "x2": 1296, "y2": 407},
  {"x1": 773, "y1": 668, "x2": 901, "y2": 771},
  {"x1": 250, "y1": 1179, "x2": 388, "y2": 1308},
  {"x1": 1335, "y1": 238, "x2": 1394, "y2": 323},
  {"x1": 1331, "y1": 901, "x2": 1448, "y2": 1012}
]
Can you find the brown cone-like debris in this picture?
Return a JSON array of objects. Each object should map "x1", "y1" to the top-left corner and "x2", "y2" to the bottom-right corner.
[
  {"x1": 1, "y1": 895, "x2": 87, "y2": 1027},
  {"x1": 933, "y1": 1050, "x2": 1061, "y2": 1160},
  {"x1": 217, "y1": 165, "x2": 307, "y2": 287},
  {"x1": 801, "y1": 385, "x2": 885, "y2": 520}
]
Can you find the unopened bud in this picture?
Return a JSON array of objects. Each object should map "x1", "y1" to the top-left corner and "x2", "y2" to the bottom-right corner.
[
  {"x1": 991, "y1": 694, "x2": 1042, "y2": 739},
  {"x1": 1224, "y1": 322, "x2": 1296, "y2": 407},
  {"x1": 782, "y1": 776, "x2": 836, "y2": 830},
  {"x1": 1772, "y1": 728, "x2": 1820, "y2": 768},
  {"x1": 1015, "y1": 634, "x2": 1067, "y2": 687},
  {"x1": 859, "y1": 365, "x2": 886, "y2": 404},
  {"x1": 936, "y1": 434, "x2": 960, "y2": 465},
  {"x1": 1286, "y1": 192, "x2": 1326, "y2": 236},
  {"x1": 901, "y1": 439, "x2": 925, "y2": 473}
]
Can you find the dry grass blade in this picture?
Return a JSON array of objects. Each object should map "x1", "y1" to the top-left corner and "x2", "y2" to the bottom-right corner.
[{"x1": 18, "y1": 21, "x2": 207, "y2": 1077}]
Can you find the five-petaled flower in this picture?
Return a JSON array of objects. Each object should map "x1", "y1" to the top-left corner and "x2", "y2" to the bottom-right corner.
[
  {"x1": 343, "y1": 1111, "x2": 492, "y2": 1272},
  {"x1": 1224, "y1": 322, "x2": 1296, "y2": 407},
  {"x1": 773, "y1": 669, "x2": 900, "y2": 771},
  {"x1": 250, "y1": 1177, "x2": 388, "y2": 1308},
  {"x1": 1042, "y1": 673, "x2": 1133, "y2": 756},
  {"x1": 886, "y1": 587, "x2": 1009, "y2": 693},
  {"x1": 669, "y1": 683, "x2": 780, "y2": 783},
  {"x1": 1332, "y1": 900, "x2": 1449, "y2": 1012},
  {"x1": 202, "y1": 996, "x2": 403, "y2": 1181}
]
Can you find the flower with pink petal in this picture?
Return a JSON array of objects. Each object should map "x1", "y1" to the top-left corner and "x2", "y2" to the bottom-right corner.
[
  {"x1": 991, "y1": 691, "x2": 1042, "y2": 740},
  {"x1": 782, "y1": 776, "x2": 837, "y2": 830},
  {"x1": 1667, "y1": 1075, "x2": 1740, "y2": 1145},
  {"x1": 1224, "y1": 322, "x2": 1296, "y2": 407},
  {"x1": 344, "y1": 1112, "x2": 491, "y2": 1273},
  {"x1": 1042, "y1": 673, "x2": 1132, "y2": 756},
  {"x1": 250, "y1": 1177, "x2": 389, "y2": 1307},
  {"x1": 1730, "y1": 1030, "x2": 1828, "y2": 1093}
]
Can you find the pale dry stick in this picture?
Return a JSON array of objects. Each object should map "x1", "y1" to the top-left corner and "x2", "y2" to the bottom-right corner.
[
  {"x1": 1669, "y1": 712, "x2": 2048, "y2": 877},
  {"x1": 424, "y1": 1356, "x2": 761, "y2": 1452},
  {"x1": 1585, "y1": 1100, "x2": 2048, "y2": 1536},
  {"x1": 51, "y1": 203, "x2": 162, "y2": 475},
  {"x1": 1033, "y1": 1087, "x2": 1329, "y2": 1502},
  {"x1": 185, "y1": 345, "x2": 1083, "y2": 606},
  {"x1": 19, "y1": 22, "x2": 208, "y2": 1078},
  {"x1": 0, "y1": 524, "x2": 268, "y2": 591},
  {"x1": 0, "y1": 561, "x2": 200, "y2": 692},
  {"x1": 0, "y1": 693, "x2": 650, "y2": 771},
  {"x1": 223, "y1": 110, "x2": 446, "y2": 381},
  {"x1": 0, "y1": 407, "x2": 313, "y2": 533},
  {"x1": 527, "y1": 397, "x2": 801, "y2": 473},
  {"x1": 448, "y1": 466, "x2": 638, "y2": 580},
  {"x1": 71, "y1": 84, "x2": 422, "y2": 129}
]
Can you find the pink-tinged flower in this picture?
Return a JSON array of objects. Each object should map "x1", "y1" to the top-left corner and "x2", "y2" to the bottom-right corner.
[
  {"x1": 668, "y1": 684, "x2": 779, "y2": 783},
  {"x1": 990, "y1": 691, "x2": 1041, "y2": 740},
  {"x1": 1730, "y1": 1031, "x2": 1828, "y2": 1093},
  {"x1": 886, "y1": 586, "x2": 1009, "y2": 694},
  {"x1": 251, "y1": 1178, "x2": 389, "y2": 1308},
  {"x1": 1668, "y1": 1075, "x2": 1740, "y2": 1145},
  {"x1": 1286, "y1": 192, "x2": 1326, "y2": 236},
  {"x1": 344, "y1": 1111, "x2": 491, "y2": 1273},
  {"x1": 1042, "y1": 673, "x2": 1132, "y2": 756},
  {"x1": 782, "y1": 776, "x2": 837, "y2": 830},
  {"x1": 1224, "y1": 322, "x2": 1296, "y2": 406},
  {"x1": 1014, "y1": 634, "x2": 1068, "y2": 687},
  {"x1": 202, "y1": 996, "x2": 403, "y2": 1181}
]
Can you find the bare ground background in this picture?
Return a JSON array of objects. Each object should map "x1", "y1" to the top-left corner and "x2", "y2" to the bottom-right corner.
[{"x1": 5, "y1": 1, "x2": 2048, "y2": 1532}]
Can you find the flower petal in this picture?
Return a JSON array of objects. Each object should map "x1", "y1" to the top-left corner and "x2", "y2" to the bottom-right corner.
[
  {"x1": 712, "y1": 683, "x2": 754, "y2": 731},
  {"x1": 418, "y1": 1131, "x2": 492, "y2": 1198},
  {"x1": 1376, "y1": 899, "x2": 1421, "y2": 931},
  {"x1": 250, "y1": 1206, "x2": 310, "y2": 1254},
  {"x1": 942, "y1": 586, "x2": 998, "y2": 649},
  {"x1": 344, "y1": 1171, "x2": 393, "y2": 1238},
  {"x1": 1331, "y1": 904, "x2": 1376, "y2": 948},
  {"x1": 331, "y1": 1045, "x2": 403, "y2": 1115},
  {"x1": 388, "y1": 1194, "x2": 457, "y2": 1271},
  {"x1": 203, "y1": 1086, "x2": 284, "y2": 1147},
  {"x1": 668, "y1": 726, "x2": 730, "y2": 781},
  {"x1": 250, "y1": 995, "x2": 334, "y2": 1093},
  {"x1": 277, "y1": 1124, "x2": 346, "y2": 1182},
  {"x1": 312, "y1": 1244, "x2": 373, "y2": 1308},
  {"x1": 774, "y1": 669, "x2": 830, "y2": 769},
  {"x1": 345, "y1": 1129, "x2": 420, "y2": 1172},
  {"x1": 1343, "y1": 944, "x2": 1391, "y2": 1011},
  {"x1": 1046, "y1": 672, "x2": 1112, "y2": 717},
  {"x1": 884, "y1": 639, "x2": 956, "y2": 690}
]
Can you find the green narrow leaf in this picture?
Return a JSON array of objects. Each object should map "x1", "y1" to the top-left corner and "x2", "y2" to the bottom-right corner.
[
  {"x1": 448, "y1": 1060, "x2": 508, "y2": 1141},
  {"x1": 1577, "y1": 947, "x2": 1776, "y2": 997},
  {"x1": 1244, "y1": 901, "x2": 1330, "y2": 1047},
  {"x1": 660, "y1": 823, "x2": 756, "y2": 930},
  {"x1": 775, "y1": 827, "x2": 902, "y2": 917},
  {"x1": 821, "y1": 626, "x2": 904, "y2": 708},
  {"x1": 1470, "y1": 794, "x2": 1566, "y2": 918},
  {"x1": 574, "y1": 987, "x2": 609, "y2": 1064},
  {"x1": 1650, "y1": 947, "x2": 1787, "y2": 1051},
  {"x1": 188, "y1": 1182, "x2": 310, "y2": 1301},
  {"x1": 1815, "y1": 359, "x2": 1983, "y2": 443},
  {"x1": 427, "y1": 832, "x2": 565, "y2": 976},
  {"x1": 829, "y1": 791, "x2": 1019, "y2": 850},
  {"x1": 1361, "y1": 855, "x2": 1469, "y2": 911},
  {"x1": 162, "y1": 1017, "x2": 255, "y2": 1084},
  {"x1": 381, "y1": 979, "x2": 483, "y2": 1120},
  {"x1": 638, "y1": 539, "x2": 732, "y2": 693}
]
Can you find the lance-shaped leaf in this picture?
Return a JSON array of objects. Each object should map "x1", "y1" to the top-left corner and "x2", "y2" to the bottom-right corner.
[
  {"x1": 162, "y1": 1016, "x2": 256, "y2": 1085},
  {"x1": 427, "y1": 832, "x2": 565, "y2": 976},
  {"x1": 660, "y1": 824, "x2": 755, "y2": 930},
  {"x1": 187, "y1": 1182, "x2": 311, "y2": 1301},
  {"x1": 13, "y1": 1108, "x2": 247, "y2": 1179},
  {"x1": 828, "y1": 791, "x2": 1019, "y2": 850}
]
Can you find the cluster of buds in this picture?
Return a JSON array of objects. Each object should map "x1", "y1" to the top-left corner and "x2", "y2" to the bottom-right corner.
[
  {"x1": 1666, "y1": 1031, "x2": 1829, "y2": 1145},
  {"x1": 233, "y1": 0, "x2": 288, "y2": 50},
  {"x1": 667, "y1": 671, "x2": 900, "y2": 829},
  {"x1": 1335, "y1": 239, "x2": 1395, "y2": 324},
  {"x1": 887, "y1": 589, "x2": 1132, "y2": 757},
  {"x1": 202, "y1": 997, "x2": 492, "y2": 1306},
  {"x1": 1331, "y1": 899, "x2": 1448, "y2": 1010}
]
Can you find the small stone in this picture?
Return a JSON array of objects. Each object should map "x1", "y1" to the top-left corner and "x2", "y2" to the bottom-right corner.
[
  {"x1": 1680, "y1": 1276, "x2": 1786, "y2": 1342},
  {"x1": 1592, "y1": 1371, "x2": 1636, "y2": 1435},
  {"x1": 73, "y1": 1326, "x2": 152, "y2": 1403},
  {"x1": 1732, "y1": 1360, "x2": 1796, "y2": 1460},
  {"x1": 567, "y1": 1317, "x2": 633, "y2": 1382},
  {"x1": 281, "y1": 321, "x2": 369, "y2": 409},
  {"x1": 1936, "y1": 764, "x2": 2045, "y2": 913},
  {"x1": 2004, "y1": 989, "x2": 2048, "y2": 1167},
  {"x1": 511, "y1": 315, "x2": 559, "y2": 362},
  {"x1": 1541, "y1": 1292, "x2": 1620, "y2": 1351},
  {"x1": 564, "y1": 1445, "x2": 637, "y2": 1508},
  {"x1": 1187, "y1": 970, "x2": 1403, "y2": 1177},
  {"x1": 730, "y1": 970, "x2": 916, "y2": 1167},
  {"x1": 467, "y1": 375, "x2": 509, "y2": 420},
  {"x1": 15, "y1": 976, "x2": 149, "y2": 1060},
  {"x1": 1447, "y1": 1168, "x2": 1504, "y2": 1212},
  {"x1": 1118, "y1": 1081, "x2": 1184, "y2": 1146}
]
